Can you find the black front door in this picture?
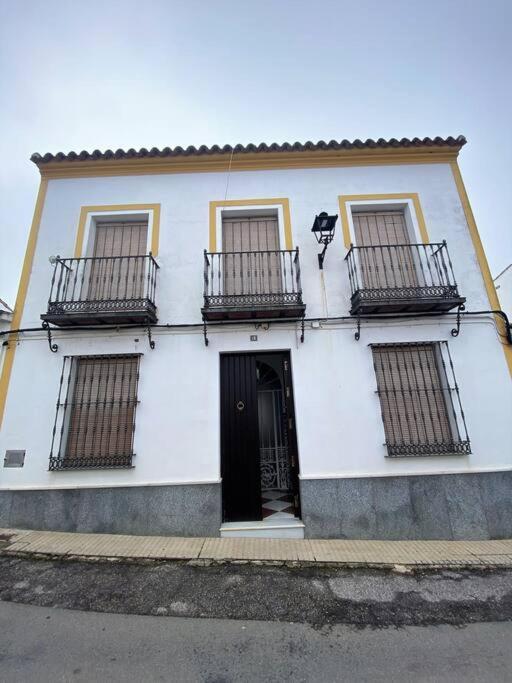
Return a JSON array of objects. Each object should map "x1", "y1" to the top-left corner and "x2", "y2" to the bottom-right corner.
[
  {"x1": 220, "y1": 352, "x2": 301, "y2": 523},
  {"x1": 220, "y1": 354, "x2": 261, "y2": 521}
]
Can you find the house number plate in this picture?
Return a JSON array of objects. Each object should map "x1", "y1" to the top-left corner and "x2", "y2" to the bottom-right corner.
[{"x1": 236, "y1": 401, "x2": 245, "y2": 411}]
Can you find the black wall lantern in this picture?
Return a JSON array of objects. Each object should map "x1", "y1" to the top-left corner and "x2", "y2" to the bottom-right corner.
[{"x1": 311, "y1": 212, "x2": 338, "y2": 269}]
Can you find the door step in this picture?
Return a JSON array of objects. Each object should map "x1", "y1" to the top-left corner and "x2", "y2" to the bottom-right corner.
[{"x1": 220, "y1": 518, "x2": 305, "y2": 539}]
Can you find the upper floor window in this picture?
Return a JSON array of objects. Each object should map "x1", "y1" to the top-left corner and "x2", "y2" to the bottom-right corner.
[
  {"x1": 202, "y1": 208, "x2": 304, "y2": 323},
  {"x1": 222, "y1": 213, "x2": 282, "y2": 296},
  {"x1": 352, "y1": 209, "x2": 417, "y2": 291},
  {"x1": 87, "y1": 219, "x2": 149, "y2": 302},
  {"x1": 343, "y1": 197, "x2": 465, "y2": 315}
]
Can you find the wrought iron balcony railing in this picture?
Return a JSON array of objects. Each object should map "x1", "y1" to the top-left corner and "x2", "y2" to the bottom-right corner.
[
  {"x1": 202, "y1": 248, "x2": 305, "y2": 321},
  {"x1": 41, "y1": 254, "x2": 159, "y2": 326},
  {"x1": 345, "y1": 241, "x2": 465, "y2": 315}
]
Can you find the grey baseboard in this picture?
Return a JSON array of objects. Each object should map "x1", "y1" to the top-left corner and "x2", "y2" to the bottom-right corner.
[
  {"x1": 0, "y1": 483, "x2": 222, "y2": 537},
  {"x1": 300, "y1": 470, "x2": 512, "y2": 540}
]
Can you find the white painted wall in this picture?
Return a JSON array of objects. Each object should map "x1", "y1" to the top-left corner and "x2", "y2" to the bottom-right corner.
[
  {"x1": 495, "y1": 265, "x2": 512, "y2": 320},
  {"x1": 1, "y1": 162, "x2": 511, "y2": 490},
  {"x1": 0, "y1": 310, "x2": 13, "y2": 381}
]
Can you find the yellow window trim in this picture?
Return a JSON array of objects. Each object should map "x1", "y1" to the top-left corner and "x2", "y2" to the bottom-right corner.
[
  {"x1": 0, "y1": 179, "x2": 48, "y2": 427},
  {"x1": 338, "y1": 193, "x2": 429, "y2": 249},
  {"x1": 449, "y1": 161, "x2": 512, "y2": 377},
  {"x1": 209, "y1": 198, "x2": 293, "y2": 252},
  {"x1": 74, "y1": 203, "x2": 161, "y2": 257},
  {"x1": 36, "y1": 148, "x2": 460, "y2": 180}
]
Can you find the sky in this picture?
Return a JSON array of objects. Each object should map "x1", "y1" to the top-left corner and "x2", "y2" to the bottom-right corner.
[{"x1": 1, "y1": 0, "x2": 511, "y2": 308}]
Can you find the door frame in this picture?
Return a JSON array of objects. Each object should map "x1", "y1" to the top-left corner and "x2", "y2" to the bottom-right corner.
[{"x1": 219, "y1": 349, "x2": 301, "y2": 522}]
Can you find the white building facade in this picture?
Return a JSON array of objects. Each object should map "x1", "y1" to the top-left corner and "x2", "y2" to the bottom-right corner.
[
  {"x1": 495, "y1": 264, "x2": 512, "y2": 321},
  {"x1": 0, "y1": 136, "x2": 511, "y2": 539},
  {"x1": 0, "y1": 299, "x2": 13, "y2": 379}
]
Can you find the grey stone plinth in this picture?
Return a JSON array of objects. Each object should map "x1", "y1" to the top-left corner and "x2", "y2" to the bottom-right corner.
[
  {"x1": 0, "y1": 483, "x2": 221, "y2": 537},
  {"x1": 300, "y1": 470, "x2": 512, "y2": 540}
]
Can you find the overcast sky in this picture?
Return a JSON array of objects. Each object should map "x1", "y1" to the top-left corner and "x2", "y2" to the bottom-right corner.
[{"x1": 1, "y1": 0, "x2": 511, "y2": 307}]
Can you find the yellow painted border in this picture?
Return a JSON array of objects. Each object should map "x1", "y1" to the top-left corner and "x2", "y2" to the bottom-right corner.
[
  {"x1": 208, "y1": 198, "x2": 293, "y2": 252},
  {"x1": 338, "y1": 193, "x2": 429, "y2": 249},
  {"x1": 74, "y1": 203, "x2": 161, "y2": 257},
  {"x1": 450, "y1": 161, "x2": 512, "y2": 377},
  {"x1": 36, "y1": 147, "x2": 461, "y2": 180},
  {"x1": 0, "y1": 179, "x2": 48, "y2": 427}
]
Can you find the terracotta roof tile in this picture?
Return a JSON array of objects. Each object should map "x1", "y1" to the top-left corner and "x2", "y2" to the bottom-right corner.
[{"x1": 31, "y1": 135, "x2": 466, "y2": 165}]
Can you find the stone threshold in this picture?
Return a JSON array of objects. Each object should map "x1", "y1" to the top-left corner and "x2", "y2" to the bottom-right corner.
[{"x1": 2, "y1": 528, "x2": 512, "y2": 568}]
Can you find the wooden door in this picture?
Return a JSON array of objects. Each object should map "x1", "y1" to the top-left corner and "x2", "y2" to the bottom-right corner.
[{"x1": 220, "y1": 354, "x2": 262, "y2": 522}]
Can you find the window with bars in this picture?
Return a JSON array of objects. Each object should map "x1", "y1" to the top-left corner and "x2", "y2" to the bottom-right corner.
[
  {"x1": 371, "y1": 342, "x2": 470, "y2": 457},
  {"x1": 49, "y1": 355, "x2": 140, "y2": 470}
]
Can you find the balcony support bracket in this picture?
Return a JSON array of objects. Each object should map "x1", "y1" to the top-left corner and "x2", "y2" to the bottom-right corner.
[
  {"x1": 203, "y1": 320, "x2": 209, "y2": 347},
  {"x1": 146, "y1": 324, "x2": 155, "y2": 350},
  {"x1": 451, "y1": 304, "x2": 465, "y2": 338},
  {"x1": 300, "y1": 316, "x2": 305, "y2": 343},
  {"x1": 42, "y1": 321, "x2": 58, "y2": 353},
  {"x1": 355, "y1": 316, "x2": 361, "y2": 341}
]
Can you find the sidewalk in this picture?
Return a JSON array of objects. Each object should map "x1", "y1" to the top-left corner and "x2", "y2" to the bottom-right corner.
[{"x1": 2, "y1": 528, "x2": 512, "y2": 567}]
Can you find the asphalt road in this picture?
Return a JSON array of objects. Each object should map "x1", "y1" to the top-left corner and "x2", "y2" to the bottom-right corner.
[
  {"x1": 1, "y1": 601, "x2": 511, "y2": 682},
  {"x1": 1, "y1": 556, "x2": 511, "y2": 626}
]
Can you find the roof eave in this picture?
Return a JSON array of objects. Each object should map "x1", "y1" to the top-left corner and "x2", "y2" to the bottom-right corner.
[{"x1": 31, "y1": 140, "x2": 466, "y2": 180}]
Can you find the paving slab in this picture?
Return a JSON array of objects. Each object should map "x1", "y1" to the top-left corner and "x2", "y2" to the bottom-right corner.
[
  {"x1": 2, "y1": 528, "x2": 512, "y2": 567},
  {"x1": 200, "y1": 538, "x2": 315, "y2": 561}
]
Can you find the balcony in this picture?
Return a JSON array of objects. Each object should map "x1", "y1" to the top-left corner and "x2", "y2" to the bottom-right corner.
[
  {"x1": 41, "y1": 255, "x2": 159, "y2": 326},
  {"x1": 345, "y1": 241, "x2": 465, "y2": 315},
  {"x1": 202, "y1": 249, "x2": 305, "y2": 321}
]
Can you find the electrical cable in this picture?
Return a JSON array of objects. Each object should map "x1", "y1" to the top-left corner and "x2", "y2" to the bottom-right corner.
[{"x1": 1, "y1": 308, "x2": 510, "y2": 344}]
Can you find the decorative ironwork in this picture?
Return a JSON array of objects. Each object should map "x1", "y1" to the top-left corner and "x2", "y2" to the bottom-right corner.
[
  {"x1": 257, "y1": 363, "x2": 291, "y2": 492},
  {"x1": 355, "y1": 316, "x2": 361, "y2": 341},
  {"x1": 42, "y1": 320, "x2": 58, "y2": 353},
  {"x1": 451, "y1": 303, "x2": 465, "y2": 337},
  {"x1": 146, "y1": 324, "x2": 155, "y2": 349},
  {"x1": 49, "y1": 354, "x2": 140, "y2": 471},
  {"x1": 202, "y1": 248, "x2": 305, "y2": 321},
  {"x1": 345, "y1": 241, "x2": 465, "y2": 314},
  {"x1": 371, "y1": 341, "x2": 471, "y2": 458},
  {"x1": 42, "y1": 254, "x2": 159, "y2": 325},
  {"x1": 260, "y1": 446, "x2": 291, "y2": 490}
]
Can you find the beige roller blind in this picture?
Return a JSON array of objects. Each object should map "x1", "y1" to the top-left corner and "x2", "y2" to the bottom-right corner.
[
  {"x1": 372, "y1": 344, "x2": 453, "y2": 450},
  {"x1": 65, "y1": 356, "x2": 139, "y2": 460},
  {"x1": 353, "y1": 211, "x2": 417, "y2": 289},
  {"x1": 87, "y1": 221, "x2": 148, "y2": 300},
  {"x1": 222, "y1": 215, "x2": 281, "y2": 295}
]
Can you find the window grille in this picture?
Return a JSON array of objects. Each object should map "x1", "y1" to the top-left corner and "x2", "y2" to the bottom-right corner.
[
  {"x1": 371, "y1": 342, "x2": 470, "y2": 457},
  {"x1": 49, "y1": 355, "x2": 140, "y2": 470}
]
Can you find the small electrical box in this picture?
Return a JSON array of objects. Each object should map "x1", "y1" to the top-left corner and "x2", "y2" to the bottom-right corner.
[{"x1": 4, "y1": 450, "x2": 25, "y2": 468}]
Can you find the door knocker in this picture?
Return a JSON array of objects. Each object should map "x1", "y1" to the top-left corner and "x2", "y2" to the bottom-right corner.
[{"x1": 236, "y1": 401, "x2": 245, "y2": 412}]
